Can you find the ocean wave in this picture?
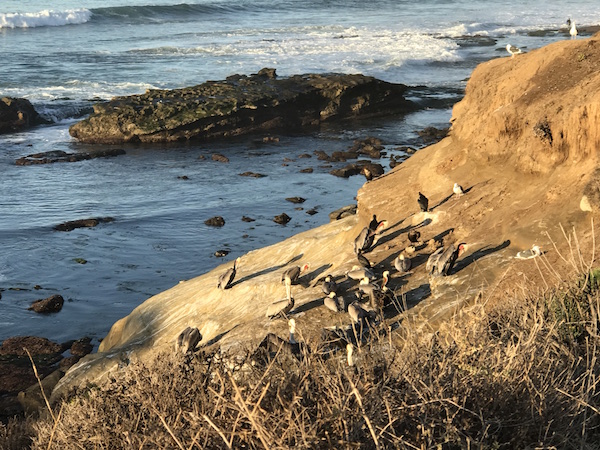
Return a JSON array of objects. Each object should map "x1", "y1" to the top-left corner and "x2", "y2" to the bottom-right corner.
[{"x1": 0, "y1": 9, "x2": 91, "y2": 29}]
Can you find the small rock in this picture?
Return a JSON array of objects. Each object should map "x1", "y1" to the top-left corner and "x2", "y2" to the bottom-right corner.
[
  {"x1": 215, "y1": 249, "x2": 230, "y2": 257},
  {"x1": 300, "y1": 167, "x2": 313, "y2": 173},
  {"x1": 314, "y1": 150, "x2": 331, "y2": 161},
  {"x1": 198, "y1": 155, "x2": 206, "y2": 160},
  {"x1": 60, "y1": 356, "x2": 81, "y2": 370},
  {"x1": 177, "y1": 175, "x2": 189, "y2": 180},
  {"x1": 212, "y1": 153, "x2": 229, "y2": 163},
  {"x1": 28, "y1": 294, "x2": 64, "y2": 314},
  {"x1": 298, "y1": 153, "x2": 312, "y2": 159},
  {"x1": 73, "y1": 258, "x2": 87, "y2": 264},
  {"x1": 70, "y1": 337, "x2": 93, "y2": 357},
  {"x1": 285, "y1": 196, "x2": 306, "y2": 204},
  {"x1": 306, "y1": 208, "x2": 318, "y2": 215},
  {"x1": 581, "y1": 195, "x2": 593, "y2": 212},
  {"x1": 54, "y1": 217, "x2": 114, "y2": 232},
  {"x1": 0, "y1": 336, "x2": 62, "y2": 356},
  {"x1": 273, "y1": 213, "x2": 291, "y2": 225},
  {"x1": 205, "y1": 216, "x2": 226, "y2": 227},
  {"x1": 239, "y1": 172, "x2": 267, "y2": 178},
  {"x1": 329, "y1": 204, "x2": 357, "y2": 221},
  {"x1": 241, "y1": 216, "x2": 256, "y2": 222}
]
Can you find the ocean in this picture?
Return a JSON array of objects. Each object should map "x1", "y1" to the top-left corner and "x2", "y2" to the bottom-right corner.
[{"x1": 0, "y1": 0, "x2": 597, "y2": 345}]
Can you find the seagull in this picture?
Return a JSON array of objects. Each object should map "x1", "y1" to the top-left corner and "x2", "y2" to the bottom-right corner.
[
  {"x1": 418, "y1": 192, "x2": 429, "y2": 212},
  {"x1": 217, "y1": 257, "x2": 240, "y2": 289},
  {"x1": 569, "y1": 20, "x2": 578, "y2": 39},
  {"x1": 506, "y1": 43, "x2": 522, "y2": 57},
  {"x1": 394, "y1": 253, "x2": 411, "y2": 273},
  {"x1": 453, "y1": 182, "x2": 464, "y2": 197}
]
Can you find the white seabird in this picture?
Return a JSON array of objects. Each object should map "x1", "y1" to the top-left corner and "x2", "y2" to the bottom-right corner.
[
  {"x1": 506, "y1": 44, "x2": 522, "y2": 57},
  {"x1": 570, "y1": 20, "x2": 578, "y2": 39},
  {"x1": 453, "y1": 182, "x2": 465, "y2": 197}
]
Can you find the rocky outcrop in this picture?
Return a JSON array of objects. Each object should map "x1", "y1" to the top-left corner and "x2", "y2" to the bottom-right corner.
[
  {"x1": 15, "y1": 149, "x2": 125, "y2": 165},
  {"x1": 51, "y1": 34, "x2": 600, "y2": 404},
  {"x1": 69, "y1": 68, "x2": 416, "y2": 144},
  {"x1": 54, "y1": 217, "x2": 115, "y2": 232},
  {"x1": 0, "y1": 97, "x2": 47, "y2": 134}
]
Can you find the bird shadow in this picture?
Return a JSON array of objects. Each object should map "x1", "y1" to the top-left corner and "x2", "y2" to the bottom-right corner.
[
  {"x1": 375, "y1": 218, "x2": 431, "y2": 248},
  {"x1": 429, "y1": 193, "x2": 454, "y2": 211},
  {"x1": 453, "y1": 240, "x2": 511, "y2": 274},
  {"x1": 300, "y1": 263, "x2": 332, "y2": 287},
  {"x1": 382, "y1": 283, "x2": 432, "y2": 322},
  {"x1": 292, "y1": 297, "x2": 325, "y2": 315},
  {"x1": 203, "y1": 324, "x2": 239, "y2": 347},
  {"x1": 230, "y1": 253, "x2": 304, "y2": 287}
]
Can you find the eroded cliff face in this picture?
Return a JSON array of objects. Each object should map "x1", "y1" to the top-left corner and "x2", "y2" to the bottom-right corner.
[{"x1": 52, "y1": 34, "x2": 600, "y2": 402}]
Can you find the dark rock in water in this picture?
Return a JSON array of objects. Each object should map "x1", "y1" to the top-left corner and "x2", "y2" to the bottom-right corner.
[
  {"x1": 69, "y1": 69, "x2": 416, "y2": 144},
  {"x1": 0, "y1": 97, "x2": 49, "y2": 135},
  {"x1": 298, "y1": 153, "x2": 312, "y2": 159},
  {"x1": 239, "y1": 171, "x2": 266, "y2": 178},
  {"x1": 314, "y1": 150, "x2": 331, "y2": 161},
  {"x1": 214, "y1": 249, "x2": 230, "y2": 257},
  {"x1": 15, "y1": 148, "x2": 125, "y2": 165},
  {"x1": 73, "y1": 258, "x2": 87, "y2": 265},
  {"x1": 361, "y1": 163, "x2": 385, "y2": 181},
  {"x1": 54, "y1": 217, "x2": 115, "y2": 232},
  {"x1": 330, "y1": 161, "x2": 384, "y2": 179},
  {"x1": 285, "y1": 196, "x2": 306, "y2": 204},
  {"x1": 329, "y1": 204, "x2": 357, "y2": 221},
  {"x1": 418, "y1": 126, "x2": 449, "y2": 144},
  {"x1": 300, "y1": 167, "x2": 313, "y2": 173},
  {"x1": 28, "y1": 294, "x2": 64, "y2": 314},
  {"x1": 177, "y1": 175, "x2": 189, "y2": 180},
  {"x1": 70, "y1": 337, "x2": 93, "y2": 357},
  {"x1": 306, "y1": 208, "x2": 318, "y2": 215},
  {"x1": 212, "y1": 153, "x2": 229, "y2": 163},
  {"x1": 273, "y1": 213, "x2": 291, "y2": 225},
  {"x1": 241, "y1": 216, "x2": 256, "y2": 222},
  {"x1": 205, "y1": 216, "x2": 226, "y2": 227},
  {"x1": 350, "y1": 136, "x2": 384, "y2": 158},
  {"x1": 330, "y1": 165, "x2": 361, "y2": 178},
  {"x1": 0, "y1": 336, "x2": 62, "y2": 357}
]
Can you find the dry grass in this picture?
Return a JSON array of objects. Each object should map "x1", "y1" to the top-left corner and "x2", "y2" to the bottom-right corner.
[{"x1": 3, "y1": 230, "x2": 600, "y2": 449}]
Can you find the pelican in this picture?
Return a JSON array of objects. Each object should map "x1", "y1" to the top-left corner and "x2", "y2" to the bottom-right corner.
[
  {"x1": 267, "y1": 294, "x2": 295, "y2": 320},
  {"x1": 426, "y1": 243, "x2": 467, "y2": 277},
  {"x1": 254, "y1": 319, "x2": 304, "y2": 360},
  {"x1": 357, "y1": 252, "x2": 372, "y2": 268},
  {"x1": 453, "y1": 182, "x2": 464, "y2": 197},
  {"x1": 394, "y1": 253, "x2": 411, "y2": 273},
  {"x1": 358, "y1": 277, "x2": 381, "y2": 308},
  {"x1": 322, "y1": 275, "x2": 338, "y2": 295},
  {"x1": 346, "y1": 343, "x2": 354, "y2": 367},
  {"x1": 348, "y1": 301, "x2": 377, "y2": 326},
  {"x1": 346, "y1": 265, "x2": 375, "y2": 281},
  {"x1": 569, "y1": 19, "x2": 578, "y2": 39},
  {"x1": 175, "y1": 327, "x2": 202, "y2": 355},
  {"x1": 418, "y1": 192, "x2": 429, "y2": 212},
  {"x1": 506, "y1": 43, "x2": 522, "y2": 57},
  {"x1": 217, "y1": 257, "x2": 240, "y2": 289},
  {"x1": 354, "y1": 226, "x2": 374, "y2": 254},
  {"x1": 281, "y1": 263, "x2": 310, "y2": 286},
  {"x1": 324, "y1": 292, "x2": 345, "y2": 312},
  {"x1": 379, "y1": 271, "x2": 394, "y2": 306}
]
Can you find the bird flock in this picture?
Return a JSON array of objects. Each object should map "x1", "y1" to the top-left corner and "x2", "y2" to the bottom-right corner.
[{"x1": 175, "y1": 181, "x2": 471, "y2": 365}]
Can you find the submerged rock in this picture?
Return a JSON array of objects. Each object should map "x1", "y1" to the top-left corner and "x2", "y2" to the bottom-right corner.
[
  {"x1": 205, "y1": 216, "x2": 226, "y2": 227},
  {"x1": 54, "y1": 217, "x2": 115, "y2": 232},
  {"x1": 15, "y1": 148, "x2": 125, "y2": 165},
  {"x1": 28, "y1": 294, "x2": 64, "y2": 314},
  {"x1": 69, "y1": 69, "x2": 416, "y2": 144},
  {"x1": 273, "y1": 213, "x2": 291, "y2": 225}
]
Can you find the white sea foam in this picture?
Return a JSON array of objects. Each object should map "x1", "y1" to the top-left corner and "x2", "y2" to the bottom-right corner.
[{"x1": 0, "y1": 9, "x2": 91, "y2": 29}]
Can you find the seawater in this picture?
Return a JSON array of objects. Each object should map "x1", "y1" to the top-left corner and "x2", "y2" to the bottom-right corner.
[{"x1": 0, "y1": 0, "x2": 597, "y2": 344}]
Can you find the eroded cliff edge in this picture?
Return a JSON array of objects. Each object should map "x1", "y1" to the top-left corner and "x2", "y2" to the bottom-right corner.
[{"x1": 52, "y1": 34, "x2": 600, "y2": 401}]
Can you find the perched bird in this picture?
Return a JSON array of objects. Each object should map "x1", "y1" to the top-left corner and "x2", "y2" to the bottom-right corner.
[
  {"x1": 346, "y1": 265, "x2": 375, "y2": 281},
  {"x1": 175, "y1": 327, "x2": 202, "y2": 355},
  {"x1": 253, "y1": 319, "x2": 305, "y2": 361},
  {"x1": 569, "y1": 19, "x2": 578, "y2": 39},
  {"x1": 358, "y1": 277, "x2": 381, "y2": 308},
  {"x1": 379, "y1": 271, "x2": 394, "y2": 306},
  {"x1": 348, "y1": 301, "x2": 377, "y2": 327},
  {"x1": 506, "y1": 43, "x2": 522, "y2": 57},
  {"x1": 357, "y1": 252, "x2": 372, "y2": 268},
  {"x1": 322, "y1": 275, "x2": 338, "y2": 295},
  {"x1": 267, "y1": 294, "x2": 295, "y2": 320},
  {"x1": 394, "y1": 253, "x2": 411, "y2": 273},
  {"x1": 324, "y1": 292, "x2": 346, "y2": 312},
  {"x1": 354, "y1": 220, "x2": 388, "y2": 254},
  {"x1": 418, "y1": 192, "x2": 429, "y2": 212},
  {"x1": 453, "y1": 182, "x2": 464, "y2": 197},
  {"x1": 217, "y1": 257, "x2": 240, "y2": 289},
  {"x1": 346, "y1": 343, "x2": 355, "y2": 367},
  {"x1": 407, "y1": 229, "x2": 420, "y2": 244},
  {"x1": 426, "y1": 243, "x2": 467, "y2": 277},
  {"x1": 368, "y1": 214, "x2": 379, "y2": 231},
  {"x1": 281, "y1": 263, "x2": 310, "y2": 286}
]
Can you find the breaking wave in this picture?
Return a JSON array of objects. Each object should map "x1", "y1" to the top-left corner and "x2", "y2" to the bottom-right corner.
[{"x1": 0, "y1": 9, "x2": 92, "y2": 29}]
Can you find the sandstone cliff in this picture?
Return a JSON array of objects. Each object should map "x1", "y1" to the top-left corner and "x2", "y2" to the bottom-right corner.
[{"x1": 52, "y1": 33, "x2": 600, "y2": 401}]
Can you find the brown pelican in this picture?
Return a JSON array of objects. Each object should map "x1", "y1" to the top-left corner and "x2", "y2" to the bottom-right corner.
[
  {"x1": 281, "y1": 263, "x2": 310, "y2": 286},
  {"x1": 348, "y1": 301, "x2": 377, "y2": 326},
  {"x1": 357, "y1": 252, "x2": 372, "y2": 268},
  {"x1": 506, "y1": 44, "x2": 522, "y2": 57},
  {"x1": 175, "y1": 326, "x2": 202, "y2": 355},
  {"x1": 324, "y1": 292, "x2": 345, "y2": 312},
  {"x1": 407, "y1": 229, "x2": 420, "y2": 244},
  {"x1": 346, "y1": 265, "x2": 375, "y2": 281},
  {"x1": 418, "y1": 192, "x2": 429, "y2": 212},
  {"x1": 394, "y1": 253, "x2": 411, "y2": 273},
  {"x1": 379, "y1": 271, "x2": 394, "y2": 306},
  {"x1": 358, "y1": 277, "x2": 381, "y2": 308},
  {"x1": 217, "y1": 257, "x2": 240, "y2": 289},
  {"x1": 426, "y1": 243, "x2": 466, "y2": 276},
  {"x1": 267, "y1": 294, "x2": 295, "y2": 320},
  {"x1": 453, "y1": 182, "x2": 464, "y2": 197},
  {"x1": 354, "y1": 220, "x2": 387, "y2": 254},
  {"x1": 254, "y1": 319, "x2": 305, "y2": 361},
  {"x1": 322, "y1": 275, "x2": 338, "y2": 295},
  {"x1": 346, "y1": 343, "x2": 354, "y2": 367}
]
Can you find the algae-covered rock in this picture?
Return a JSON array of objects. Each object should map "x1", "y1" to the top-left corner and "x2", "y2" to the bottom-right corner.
[{"x1": 69, "y1": 69, "x2": 416, "y2": 144}]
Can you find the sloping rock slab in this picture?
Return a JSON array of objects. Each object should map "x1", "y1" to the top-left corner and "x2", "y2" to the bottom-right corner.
[
  {"x1": 16, "y1": 149, "x2": 125, "y2": 165},
  {"x1": 69, "y1": 68, "x2": 417, "y2": 144}
]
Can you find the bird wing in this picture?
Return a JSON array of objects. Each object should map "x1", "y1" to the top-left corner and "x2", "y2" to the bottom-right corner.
[{"x1": 426, "y1": 247, "x2": 444, "y2": 274}]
